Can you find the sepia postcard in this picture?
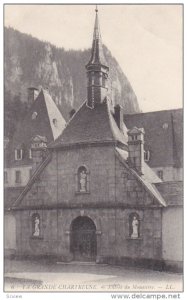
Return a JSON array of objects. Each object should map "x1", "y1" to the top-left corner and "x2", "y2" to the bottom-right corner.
[{"x1": 3, "y1": 2, "x2": 183, "y2": 297}]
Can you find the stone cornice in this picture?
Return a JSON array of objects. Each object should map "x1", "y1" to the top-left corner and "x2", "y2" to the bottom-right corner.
[{"x1": 8, "y1": 201, "x2": 163, "y2": 211}]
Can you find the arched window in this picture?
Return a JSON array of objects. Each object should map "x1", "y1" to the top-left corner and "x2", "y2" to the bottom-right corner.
[
  {"x1": 76, "y1": 166, "x2": 90, "y2": 193},
  {"x1": 129, "y1": 213, "x2": 140, "y2": 239},
  {"x1": 32, "y1": 213, "x2": 40, "y2": 237}
]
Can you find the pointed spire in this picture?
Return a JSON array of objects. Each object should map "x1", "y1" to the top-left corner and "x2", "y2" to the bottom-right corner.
[
  {"x1": 86, "y1": 6, "x2": 109, "y2": 108},
  {"x1": 87, "y1": 5, "x2": 108, "y2": 67},
  {"x1": 93, "y1": 5, "x2": 100, "y2": 40}
]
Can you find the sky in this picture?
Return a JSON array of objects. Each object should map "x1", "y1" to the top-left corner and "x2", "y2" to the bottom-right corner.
[{"x1": 4, "y1": 4, "x2": 183, "y2": 112}]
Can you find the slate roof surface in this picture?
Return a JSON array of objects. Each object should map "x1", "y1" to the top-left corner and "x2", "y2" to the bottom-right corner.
[
  {"x1": 124, "y1": 109, "x2": 183, "y2": 168},
  {"x1": 50, "y1": 100, "x2": 127, "y2": 148},
  {"x1": 43, "y1": 90, "x2": 66, "y2": 140},
  {"x1": 5, "y1": 89, "x2": 66, "y2": 167}
]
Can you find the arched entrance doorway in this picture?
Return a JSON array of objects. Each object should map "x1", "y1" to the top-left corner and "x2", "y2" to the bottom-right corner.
[{"x1": 70, "y1": 216, "x2": 97, "y2": 261}]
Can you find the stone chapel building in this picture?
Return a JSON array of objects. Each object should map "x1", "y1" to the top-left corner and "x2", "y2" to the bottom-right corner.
[{"x1": 5, "y1": 8, "x2": 183, "y2": 271}]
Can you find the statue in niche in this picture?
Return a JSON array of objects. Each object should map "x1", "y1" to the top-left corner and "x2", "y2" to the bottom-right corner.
[
  {"x1": 33, "y1": 216, "x2": 40, "y2": 237},
  {"x1": 79, "y1": 170, "x2": 87, "y2": 192},
  {"x1": 131, "y1": 216, "x2": 139, "y2": 239}
]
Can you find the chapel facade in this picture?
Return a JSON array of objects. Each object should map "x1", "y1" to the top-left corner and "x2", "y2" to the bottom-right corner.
[{"x1": 5, "y1": 8, "x2": 183, "y2": 271}]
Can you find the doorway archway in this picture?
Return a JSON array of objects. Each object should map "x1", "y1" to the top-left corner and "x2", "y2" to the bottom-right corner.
[{"x1": 70, "y1": 216, "x2": 97, "y2": 261}]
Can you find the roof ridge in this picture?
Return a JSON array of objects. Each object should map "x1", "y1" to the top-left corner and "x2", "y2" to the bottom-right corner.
[{"x1": 124, "y1": 107, "x2": 182, "y2": 117}]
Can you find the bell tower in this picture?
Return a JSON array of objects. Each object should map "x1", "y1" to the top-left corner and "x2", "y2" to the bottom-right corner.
[{"x1": 86, "y1": 6, "x2": 109, "y2": 108}]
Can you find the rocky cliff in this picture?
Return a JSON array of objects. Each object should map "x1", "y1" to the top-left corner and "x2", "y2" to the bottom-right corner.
[{"x1": 4, "y1": 27, "x2": 140, "y2": 138}]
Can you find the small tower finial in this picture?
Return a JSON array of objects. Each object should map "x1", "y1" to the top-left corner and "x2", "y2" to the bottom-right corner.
[{"x1": 95, "y1": 5, "x2": 98, "y2": 13}]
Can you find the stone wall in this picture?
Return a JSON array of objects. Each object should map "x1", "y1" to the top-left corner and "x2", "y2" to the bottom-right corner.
[
  {"x1": 5, "y1": 212, "x2": 16, "y2": 256},
  {"x1": 56, "y1": 146, "x2": 116, "y2": 204},
  {"x1": 15, "y1": 206, "x2": 162, "y2": 262},
  {"x1": 14, "y1": 145, "x2": 163, "y2": 264},
  {"x1": 114, "y1": 156, "x2": 162, "y2": 260},
  {"x1": 115, "y1": 156, "x2": 156, "y2": 206},
  {"x1": 4, "y1": 165, "x2": 32, "y2": 188},
  {"x1": 162, "y1": 207, "x2": 183, "y2": 264}
]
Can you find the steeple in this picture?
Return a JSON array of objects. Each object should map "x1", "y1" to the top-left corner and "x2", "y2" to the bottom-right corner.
[{"x1": 86, "y1": 6, "x2": 109, "y2": 108}]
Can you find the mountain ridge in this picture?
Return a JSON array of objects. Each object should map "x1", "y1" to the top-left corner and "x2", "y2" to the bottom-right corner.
[{"x1": 4, "y1": 26, "x2": 140, "y2": 138}]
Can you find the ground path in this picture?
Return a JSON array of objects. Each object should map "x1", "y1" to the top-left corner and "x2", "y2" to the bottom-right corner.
[{"x1": 4, "y1": 258, "x2": 183, "y2": 292}]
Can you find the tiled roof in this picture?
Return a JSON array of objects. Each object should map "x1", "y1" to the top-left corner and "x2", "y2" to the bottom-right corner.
[
  {"x1": 5, "y1": 89, "x2": 66, "y2": 167},
  {"x1": 50, "y1": 100, "x2": 127, "y2": 148},
  {"x1": 115, "y1": 147, "x2": 166, "y2": 207},
  {"x1": 124, "y1": 109, "x2": 182, "y2": 168}
]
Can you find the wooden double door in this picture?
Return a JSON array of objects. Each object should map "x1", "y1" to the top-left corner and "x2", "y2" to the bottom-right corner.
[{"x1": 70, "y1": 216, "x2": 97, "y2": 261}]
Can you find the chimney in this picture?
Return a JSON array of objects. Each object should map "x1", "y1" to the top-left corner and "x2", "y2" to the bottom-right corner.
[
  {"x1": 127, "y1": 127, "x2": 145, "y2": 175},
  {"x1": 28, "y1": 87, "x2": 39, "y2": 106},
  {"x1": 114, "y1": 104, "x2": 124, "y2": 130},
  {"x1": 31, "y1": 135, "x2": 48, "y2": 173}
]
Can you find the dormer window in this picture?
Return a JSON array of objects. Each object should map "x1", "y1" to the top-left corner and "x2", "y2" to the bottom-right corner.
[
  {"x1": 31, "y1": 135, "x2": 47, "y2": 149},
  {"x1": 144, "y1": 150, "x2": 150, "y2": 162},
  {"x1": 15, "y1": 149, "x2": 23, "y2": 160},
  {"x1": 132, "y1": 135, "x2": 138, "y2": 141},
  {"x1": 157, "y1": 170, "x2": 164, "y2": 180},
  {"x1": 53, "y1": 118, "x2": 58, "y2": 127}
]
